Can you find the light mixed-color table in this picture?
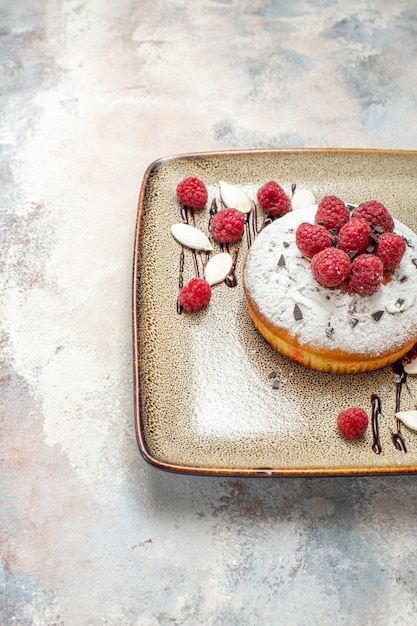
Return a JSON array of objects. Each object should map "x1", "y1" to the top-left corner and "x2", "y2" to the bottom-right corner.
[{"x1": 2, "y1": 1, "x2": 417, "y2": 624}]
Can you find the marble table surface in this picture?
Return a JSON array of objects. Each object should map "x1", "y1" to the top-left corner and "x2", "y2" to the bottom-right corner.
[{"x1": 2, "y1": 1, "x2": 417, "y2": 624}]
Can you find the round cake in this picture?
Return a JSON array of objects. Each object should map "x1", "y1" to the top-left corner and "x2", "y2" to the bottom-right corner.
[{"x1": 243, "y1": 204, "x2": 417, "y2": 374}]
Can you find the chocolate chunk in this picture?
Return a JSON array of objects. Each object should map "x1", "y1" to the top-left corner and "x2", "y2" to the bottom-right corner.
[
  {"x1": 277, "y1": 254, "x2": 286, "y2": 267},
  {"x1": 349, "y1": 318, "x2": 359, "y2": 328},
  {"x1": 293, "y1": 304, "x2": 303, "y2": 320},
  {"x1": 412, "y1": 258, "x2": 417, "y2": 268},
  {"x1": 396, "y1": 298, "x2": 405, "y2": 307},
  {"x1": 372, "y1": 226, "x2": 384, "y2": 235},
  {"x1": 283, "y1": 241, "x2": 290, "y2": 248},
  {"x1": 365, "y1": 243, "x2": 376, "y2": 254},
  {"x1": 346, "y1": 203, "x2": 356, "y2": 211},
  {"x1": 372, "y1": 310, "x2": 384, "y2": 321}
]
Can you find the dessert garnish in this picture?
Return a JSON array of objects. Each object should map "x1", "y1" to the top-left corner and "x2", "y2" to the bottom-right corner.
[
  {"x1": 295, "y1": 196, "x2": 406, "y2": 295},
  {"x1": 315, "y1": 195, "x2": 350, "y2": 231},
  {"x1": 291, "y1": 188, "x2": 316, "y2": 211},
  {"x1": 337, "y1": 407, "x2": 369, "y2": 439},
  {"x1": 210, "y1": 208, "x2": 245, "y2": 244},
  {"x1": 171, "y1": 223, "x2": 213, "y2": 251},
  {"x1": 178, "y1": 277, "x2": 211, "y2": 312},
  {"x1": 219, "y1": 180, "x2": 252, "y2": 213},
  {"x1": 395, "y1": 411, "x2": 417, "y2": 432},
  {"x1": 176, "y1": 176, "x2": 208, "y2": 210},
  {"x1": 204, "y1": 252, "x2": 233, "y2": 286},
  {"x1": 257, "y1": 181, "x2": 291, "y2": 216}
]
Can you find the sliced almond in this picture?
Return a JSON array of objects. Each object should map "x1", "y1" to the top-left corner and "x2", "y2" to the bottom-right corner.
[
  {"x1": 204, "y1": 252, "x2": 233, "y2": 286},
  {"x1": 396, "y1": 410, "x2": 417, "y2": 431},
  {"x1": 219, "y1": 180, "x2": 252, "y2": 214},
  {"x1": 404, "y1": 358, "x2": 417, "y2": 375},
  {"x1": 291, "y1": 189, "x2": 316, "y2": 211},
  {"x1": 171, "y1": 223, "x2": 213, "y2": 251}
]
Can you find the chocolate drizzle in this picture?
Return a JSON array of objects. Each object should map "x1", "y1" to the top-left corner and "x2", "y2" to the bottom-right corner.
[
  {"x1": 224, "y1": 247, "x2": 239, "y2": 288},
  {"x1": 390, "y1": 360, "x2": 408, "y2": 452},
  {"x1": 244, "y1": 201, "x2": 259, "y2": 247},
  {"x1": 177, "y1": 204, "x2": 205, "y2": 313},
  {"x1": 371, "y1": 393, "x2": 383, "y2": 455}
]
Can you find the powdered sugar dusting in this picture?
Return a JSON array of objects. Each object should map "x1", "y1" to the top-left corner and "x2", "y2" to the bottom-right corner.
[{"x1": 244, "y1": 205, "x2": 417, "y2": 357}]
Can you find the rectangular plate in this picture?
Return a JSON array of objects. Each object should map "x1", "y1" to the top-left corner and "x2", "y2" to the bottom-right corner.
[{"x1": 133, "y1": 148, "x2": 417, "y2": 476}]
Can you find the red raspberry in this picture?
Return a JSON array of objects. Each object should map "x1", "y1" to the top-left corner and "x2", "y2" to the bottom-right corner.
[
  {"x1": 211, "y1": 208, "x2": 244, "y2": 244},
  {"x1": 337, "y1": 218, "x2": 372, "y2": 256},
  {"x1": 337, "y1": 407, "x2": 369, "y2": 439},
  {"x1": 351, "y1": 200, "x2": 394, "y2": 233},
  {"x1": 176, "y1": 177, "x2": 208, "y2": 210},
  {"x1": 311, "y1": 248, "x2": 351, "y2": 288},
  {"x1": 349, "y1": 254, "x2": 383, "y2": 295},
  {"x1": 295, "y1": 222, "x2": 334, "y2": 259},
  {"x1": 178, "y1": 277, "x2": 211, "y2": 312},
  {"x1": 315, "y1": 196, "x2": 350, "y2": 232},
  {"x1": 374, "y1": 232, "x2": 406, "y2": 270},
  {"x1": 257, "y1": 181, "x2": 291, "y2": 216}
]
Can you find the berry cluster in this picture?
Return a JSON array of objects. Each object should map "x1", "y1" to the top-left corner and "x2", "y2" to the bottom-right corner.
[
  {"x1": 295, "y1": 196, "x2": 406, "y2": 295},
  {"x1": 176, "y1": 176, "x2": 246, "y2": 312}
]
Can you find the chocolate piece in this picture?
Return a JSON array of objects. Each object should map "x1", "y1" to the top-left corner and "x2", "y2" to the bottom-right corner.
[
  {"x1": 283, "y1": 241, "x2": 290, "y2": 248},
  {"x1": 347, "y1": 250, "x2": 359, "y2": 261},
  {"x1": 293, "y1": 304, "x2": 303, "y2": 320},
  {"x1": 277, "y1": 254, "x2": 286, "y2": 267},
  {"x1": 372, "y1": 310, "x2": 384, "y2": 321},
  {"x1": 372, "y1": 226, "x2": 384, "y2": 235},
  {"x1": 396, "y1": 298, "x2": 405, "y2": 307},
  {"x1": 400, "y1": 275, "x2": 408, "y2": 283},
  {"x1": 349, "y1": 317, "x2": 359, "y2": 328}
]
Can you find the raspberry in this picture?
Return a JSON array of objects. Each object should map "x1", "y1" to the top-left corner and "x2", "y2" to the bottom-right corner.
[
  {"x1": 257, "y1": 181, "x2": 291, "y2": 217},
  {"x1": 295, "y1": 222, "x2": 334, "y2": 259},
  {"x1": 374, "y1": 232, "x2": 406, "y2": 270},
  {"x1": 178, "y1": 277, "x2": 211, "y2": 312},
  {"x1": 311, "y1": 248, "x2": 351, "y2": 288},
  {"x1": 176, "y1": 177, "x2": 208, "y2": 210},
  {"x1": 337, "y1": 218, "x2": 372, "y2": 256},
  {"x1": 351, "y1": 200, "x2": 394, "y2": 233},
  {"x1": 349, "y1": 254, "x2": 383, "y2": 295},
  {"x1": 315, "y1": 196, "x2": 350, "y2": 232},
  {"x1": 337, "y1": 407, "x2": 369, "y2": 439},
  {"x1": 210, "y1": 208, "x2": 245, "y2": 244}
]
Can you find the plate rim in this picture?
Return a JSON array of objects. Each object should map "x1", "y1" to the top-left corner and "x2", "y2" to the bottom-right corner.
[{"x1": 132, "y1": 147, "x2": 417, "y2": 477}]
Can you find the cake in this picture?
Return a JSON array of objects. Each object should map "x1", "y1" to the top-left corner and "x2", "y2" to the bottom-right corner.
[{"x1": 243, "y1": 203, "x2": 417, "y2": 374}]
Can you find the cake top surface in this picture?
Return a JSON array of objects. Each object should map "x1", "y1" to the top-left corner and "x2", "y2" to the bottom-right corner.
[{"x1": 243, "y1": 204, "x2": 417, "y2": 357}]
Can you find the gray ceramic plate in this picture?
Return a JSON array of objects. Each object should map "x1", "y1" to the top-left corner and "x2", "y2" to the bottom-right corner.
[{"x1": 133, "y1": 148, "x2": 417, "y2": 476}]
